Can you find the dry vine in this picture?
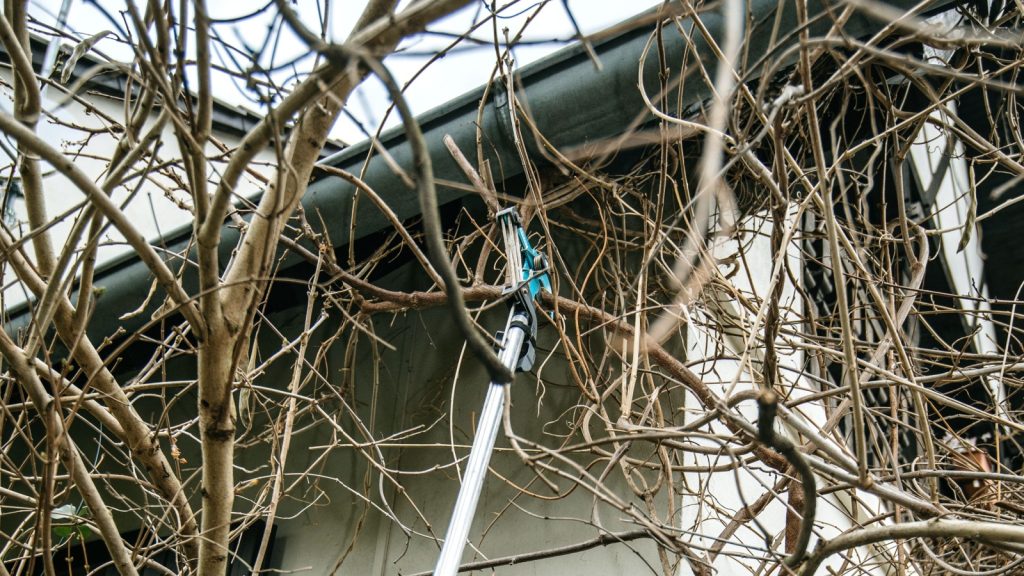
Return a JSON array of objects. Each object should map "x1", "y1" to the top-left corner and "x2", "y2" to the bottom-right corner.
[{"x1": 1, "y1": 1, "x2": 1024, "y2": 575}]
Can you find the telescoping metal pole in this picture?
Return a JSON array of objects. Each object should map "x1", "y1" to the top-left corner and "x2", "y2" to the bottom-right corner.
[{"x1": 432, "y1": 305, "x2": 531, "y2": 576}]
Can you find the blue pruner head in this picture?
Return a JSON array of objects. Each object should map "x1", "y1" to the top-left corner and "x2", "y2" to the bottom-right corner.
[
  {"x1": 516, "y1": 227, "x2": 552, "y2": 302},
  {"x1": 496, "y1": 206, "x2": 552, "y2": 304}
]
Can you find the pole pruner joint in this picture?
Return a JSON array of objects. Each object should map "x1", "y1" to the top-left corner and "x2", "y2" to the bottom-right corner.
[{"x1": 495, "y1": 207, "x2": 552, "y2": 375}]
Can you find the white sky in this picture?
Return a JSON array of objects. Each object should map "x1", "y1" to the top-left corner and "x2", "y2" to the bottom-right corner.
[{"x1": 28, "y1": 0, "x2": 662, "y2": 143}]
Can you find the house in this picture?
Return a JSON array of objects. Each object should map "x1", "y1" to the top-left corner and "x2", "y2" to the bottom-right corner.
[{"x1": 2, "y1": 0, "x2": 1021, "y2": 574}]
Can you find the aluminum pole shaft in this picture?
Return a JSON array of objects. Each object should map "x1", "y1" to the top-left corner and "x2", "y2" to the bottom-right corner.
[{"x1": 433, "y1": 310, "x2": 528, "y2": 576}]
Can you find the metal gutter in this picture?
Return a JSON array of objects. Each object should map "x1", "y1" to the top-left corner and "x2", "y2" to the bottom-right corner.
[{"x1": 5, "y1": 0, "x2": 942, "y2": 340}]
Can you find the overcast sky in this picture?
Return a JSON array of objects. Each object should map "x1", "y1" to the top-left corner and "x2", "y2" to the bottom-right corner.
[{"x1": 29, "y1": 0, "x2": 662, "y2": 143}]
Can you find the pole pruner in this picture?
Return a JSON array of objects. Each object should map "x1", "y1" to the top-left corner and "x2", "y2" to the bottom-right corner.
[{"x1": 432, "y1": 206, "x2": 551, "y2": 576}]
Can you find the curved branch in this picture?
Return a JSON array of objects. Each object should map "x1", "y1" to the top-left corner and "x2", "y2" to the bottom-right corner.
[
  {"x1": 799, "y1": 520, "x2": 1024, "y2": 576},
  {"x1": 315, "y1": 164, "x2": 443, "y2": 288},
  {"x1": 756, "y1": 390, "x2": 817, "y2": 568},
  {"x1": 0, "y1": 7, "x2": 55, "y2": 277}
]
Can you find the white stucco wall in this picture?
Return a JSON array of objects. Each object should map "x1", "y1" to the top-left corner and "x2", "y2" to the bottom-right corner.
[{"x1": 674, "y1": 211, "x2": 891, "y2": 576}]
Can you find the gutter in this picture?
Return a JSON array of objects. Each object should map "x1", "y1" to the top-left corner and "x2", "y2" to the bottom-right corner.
[{"x1": 5, "y1": 0, "x2": 943, "y2": 341}]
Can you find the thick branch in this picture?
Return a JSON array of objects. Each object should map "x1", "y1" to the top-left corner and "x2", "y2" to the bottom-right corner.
[
  {"x1": 800, "y1": 520, "x2": 1024, "y2": 576},
  {"x1": 0, "y1": 3, "x2": 55, "y2": 277}
]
